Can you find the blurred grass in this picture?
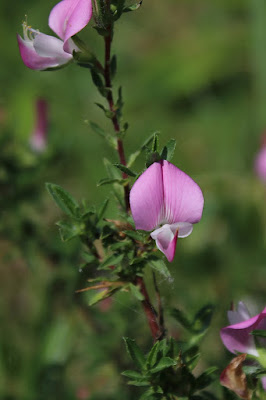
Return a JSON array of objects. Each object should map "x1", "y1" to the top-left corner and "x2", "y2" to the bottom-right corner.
[{"x1": 0, "y1": 0, "x2": 266, "y2": 398}]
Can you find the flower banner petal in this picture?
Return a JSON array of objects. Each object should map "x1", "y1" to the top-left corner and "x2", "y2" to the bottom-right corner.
[
  {"x1": 49, "y1": 0, "x2": 92, "y2": 50},
  {"x1": 162, "y1": 160, "x2": 204, "y2": 225},
  {"x1": 130, "y1": 162, "x2": 164, "y2": 231}
]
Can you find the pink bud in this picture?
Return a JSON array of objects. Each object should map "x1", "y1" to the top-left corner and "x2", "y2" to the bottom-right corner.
[{"x1": 30, "y1": 99, "x2": 49, "y2": 152}]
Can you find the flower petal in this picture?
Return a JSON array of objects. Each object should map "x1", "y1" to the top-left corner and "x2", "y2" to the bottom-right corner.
[
  {"x1": 151, "y1": 224, "x2": 178, "y2": 262},
  {"x1": 255, "y1": 146, "x2": 266, "y2": 182},
  {"x1": 162, "y1": 160, "x2": 204, "y2": 225},
  {"x1": 130, "y1": 162, "x2": 164, "y2": 231},
  {"x1": 220, "y1": 307, "x2": 266, "y2": 356},
  {"x1": 33, "y1": 32, "x2": 72, "y2": 63},
  {"x1": 170, "y1": 222, "x2": 193, "y2": 238},
  {"x1": 17, "y1": 34, "x2": 64, "y2": 70},
  {"x1": 49, "y1": 0, "x2": 92, "y2": 50},
  {"x1": 227, "y1": 302, "x2": 252, "y2": 325}
]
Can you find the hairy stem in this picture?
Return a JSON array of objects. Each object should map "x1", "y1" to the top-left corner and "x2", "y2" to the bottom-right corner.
[
  {"x1": 137, "y1": 276, "x2": 163, "y2": 341},
  {"x1": 103, "y1": 8, "x2": 130, "y2": 211}
]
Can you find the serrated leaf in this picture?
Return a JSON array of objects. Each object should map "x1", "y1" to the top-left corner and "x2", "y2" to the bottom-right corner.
[
  {"x1": 129, "y1": 283, "x2": 145, "y2": 301},
  {"x1": 150, "y1": 259, "x2": 172, "y2": 280},
  {"x1": 99, "y1": 253, "x2": 124, "y2": 270},
  {"x1": 150, "y1": 357, "x2": 176, "y2": 374},
  {"x1": 113, "y1": 163, "x2": 137, "y2": 177},
  {"x1": 46, "y1": 183, "x2": 80, "y2": 218},
  {"x1": 123, "y1": 337, "x2": 146, "y2": 370},
  {"x1": 146, "y1": 341, "x2": 160, "y2": 369},
  {"x1": 161, "y1": 139, "x2": 176, "y2": 161},
  {"x1": 194, "y1": 367, "x2": 218, "y2": 391}
]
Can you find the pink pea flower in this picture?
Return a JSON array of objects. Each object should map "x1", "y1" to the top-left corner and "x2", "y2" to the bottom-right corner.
[
  {"x1": 17, "y1": 0, "x2": 92, "y2": 70},
  {"x1": 30, "y1": 98, "x2": 48, "y2": 153},
  {"x1": 220, "y1": 302, "x2": 266, "y2": 357},
  {"x1": 129, "y1": 160, "x2": 204, "y2": 262}
]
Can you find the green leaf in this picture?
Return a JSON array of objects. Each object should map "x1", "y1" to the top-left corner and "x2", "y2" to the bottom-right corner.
[
  {"x1": 251, "y1": 329, "x2": 266, "y2": 338},
  {"x1": 88, "y1": 288, "x2": 117, "y2": 306},
  {"x1": 113, "y1": 163, "x2": 137, "y2": 177},
  {"x1": 150, "y1": 259, "x2": 172, "y2": 280},
  {"x1": 127, "y1": 380, "x2": 150, "y2": 387},
  {"x1": 150, "y1": 357, "x2": 176, "y2": 374},
  {"x1": 161, "y1": 139, "x2": 176, "y2": 161},
  {"x1": 129, "y1": 283, "x2": 145, "y2": 301},
  {"x1": 124, "y1": 1, "x2": 142, "y2": 12},
  {"x1": 95, "y1": 103, "x2": 114, "y2": 118},
  {"x1": 91, "y1": 69, "x2": 105, "y2": 96},
  {"x1": 116, "y1": 86, "x2": 124, "y2": 120},
  {"x1": 103, "y1": 158, "x2": 125, "y2": 207},
  {"x1": 81, "y1": 252, "x2": 96, "y2": 263},
  {"x1": 127, "y1": 132, "x2": 155, "y2": 168},
  {"x1": 97, "y1": 198, "x2": 109, "y2": 221},
  {"x1": 99, "y1": 253, "x2": 124, "y2": 270},
  {"x1": 193, "y1": 367, "x2": 218, "y2": 391},
  {"x1": 46, "y1": 183, "x2": 80, "y2": 218},
  {"x1": 88, "y1": 121, "x2": 117, "y2": 149},
  {"x1": 152, "y1": 133, "x2": 159, "y2": 152},
  {"x1": 56, "y1": 220, "x2": 83, "y2": 242},
  {"x1": 146, "y1": 341, "x2": 160, "y2": 369},
  {"x1": 122, "y1": 370, "x2": 145, "y2": 379},
  {"x1": 191, "y1": 304, "x2": 215, "y2": 333},
  {"x1": 124, "y1": 230, "x2": 145, "y2": 241},
  {"x1": 97, "y1": 178, "x2": 127, "y2": 186},
  {"x1": 170, "y1": 308, "x2": 192, "y2": 331},
  {"x1": 123, "y1": 337, "x2": 146, "y2": 370}
]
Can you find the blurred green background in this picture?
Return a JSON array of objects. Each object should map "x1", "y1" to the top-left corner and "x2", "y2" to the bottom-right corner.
[{"x1": 1, "y1": 0, "x2": 266, "y2": 398}]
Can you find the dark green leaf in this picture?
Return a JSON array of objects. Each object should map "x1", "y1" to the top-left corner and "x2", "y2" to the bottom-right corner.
[
  {"x1": 161, "y1": 139, "x2": 176, "y2": 161},
  {"x1": 46, "y1": 183, "x2": 80, "y2": 218},
  {"x1": 170, "y1": 308, "x2": 192, "y2": 331},
  {"x1": 127, "y1": 132, "x2": 155, "y2": 167},
  {"x1": 91, "y1": 69, "x2": 105, "y2": 96},
  {"x1": 150, "y1": 357, "x2": 176, "y2": 374},
  {"x1": 124, "y1": 230, "x2": 145, "y2": 241},
  {"x1": 152, "y1": 133, "x2": 159, "y2": 152},
  {"x1": 113, "y1": 163, "x2": 137, "y2": 177},
  {"x1": 123, "y1": 337, "x2": 146, "y2": 370},
  {"x1": 146, "y1": 341, "x2": 160, "y2": 369},
  {"x1": 56, "y1": 220, "x2": 83, "y2": 241},
  {"x1": 97, "y1": 178, "x2": 127, "y2": 186},
  {"x1": 99, "y1": 253, "x2": 124, "y2": 270},
  {"x1": 194, "y1": 367, "x2": 218, "y2": 391},
  {"x1": 129, "y1": 283, "x2": 145, "y2": 301},
  {"x1": 122, "y1": 370, "x2": 146, "y2": 379},
  {"x1": 191, "y1": 304, "x2": 215, "y2": 333},
  {"x1": 251, "y1": 329, "x2": 266, "y2": 338},
  {"x1": 127, "y1": 380, "x2": 150, "y2": 387},
  {"x1": 97, "y1": 198, "x2": 109, "y2": 221},
  {"x1": 150, "y1": 259, "x2": 172, "y2": 280}
]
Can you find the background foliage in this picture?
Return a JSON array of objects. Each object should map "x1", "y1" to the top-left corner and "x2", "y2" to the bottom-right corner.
[{"x1": 0, "y1": 0, "x2": 266, "y2": 398}]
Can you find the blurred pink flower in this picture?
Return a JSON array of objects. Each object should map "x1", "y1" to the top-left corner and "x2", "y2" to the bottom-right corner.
[
  {"x1": 255, "y1": 145, "x2": 266, "y2": 182},
  {"x1": 30, "y1": 99, "x2": 48, "y2": 152},
  {"x1": 220, "y1": 302, "x2": 266, "y2": 357},
  {"x1": 129, "y1": 160, "x2": 204, "y2": 262},
  {"x1": 17, "y1": 0, "x2": 92, "y2": 70}
]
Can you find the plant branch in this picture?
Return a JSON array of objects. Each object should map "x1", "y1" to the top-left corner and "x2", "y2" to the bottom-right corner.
[
  {"x1": 136, "y1": 276, "x2": 163, "y2": 341},
  {"x1": 153, "y1": 271, "x2": 166, "y2": 338},
  {"x1": 103, "y1": 9, "x2": 130, "y2": 211}
]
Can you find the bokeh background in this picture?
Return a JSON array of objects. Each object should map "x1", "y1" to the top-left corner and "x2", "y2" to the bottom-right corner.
[{"x1": 1, "y1": 0, "x2": 266, "y2": 398}]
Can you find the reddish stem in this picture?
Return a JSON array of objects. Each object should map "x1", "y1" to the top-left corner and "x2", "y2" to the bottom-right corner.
[
  {"x1": 104, "y1": 21, "x2": 130, "y2": 211},
  {"x1": 137, "y1": 277, "x2": 163, "y2": 341}
]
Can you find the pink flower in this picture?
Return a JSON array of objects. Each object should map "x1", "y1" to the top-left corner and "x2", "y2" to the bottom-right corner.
[
  {"x1": 220, "y1": 302, "x2": 266, "y2": 357},
  {"x1": 17, "y1": 0, "x2": 92, "y2": 70},
  {"x1": 129, "y1": 160, "x2": 204, "y2": 262},
  {"x1": 255, "y1": 145, "x2": 266, "y2": 182},
  {"x1": 30, "y1": 99, "x2": 48, "y2": 152}
]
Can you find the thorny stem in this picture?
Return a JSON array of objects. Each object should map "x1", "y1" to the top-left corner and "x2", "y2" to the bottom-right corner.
[
  {"x1": 103, "y1": 3, "x2": 130, "y2": 211},
  {"x1": 137, "y1": 277, "x2": 164, "y2": 341}
]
